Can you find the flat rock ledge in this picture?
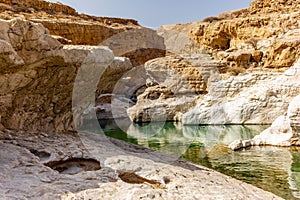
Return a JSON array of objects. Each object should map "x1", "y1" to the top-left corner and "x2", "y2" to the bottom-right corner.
[{"x1": 0, "y1": 129, "x2": 281, "y2": 200}]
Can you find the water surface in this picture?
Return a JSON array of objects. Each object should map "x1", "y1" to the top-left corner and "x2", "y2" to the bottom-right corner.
[{"x1": 98, "y1": 120, "x2": 300, "y2": 199}]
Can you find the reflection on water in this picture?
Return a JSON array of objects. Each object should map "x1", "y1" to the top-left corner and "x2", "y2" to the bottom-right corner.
[{"x1": 99, "y1": 120, "x2": 300, "y2": 199}]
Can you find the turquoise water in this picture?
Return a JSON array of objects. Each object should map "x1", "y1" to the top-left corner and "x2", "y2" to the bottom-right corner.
[{"x1": 98, "y1": 120, "x2": 300, "y2": 199}]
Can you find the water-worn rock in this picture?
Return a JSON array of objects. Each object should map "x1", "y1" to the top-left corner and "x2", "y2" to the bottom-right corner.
[
  {"x1": 183, "y1": 59, "x2": 300, "y2": 125},
  {"x1": 0, "y1": 129, "x2": 282, "y2": 200},
  {"x1": 288, "y1": 94, "x2": 300, "y2": 126},
  {"x1": 229, "y1": 94, "x2": 300, "y2": 150},
  {"x1": 0, "y1": 18, "x2": 123, "y2": 132},
  {"x1": 127, "y1": 54, "x2": 224, "y2": 122},
  {"x1": 0, "y1": 11, "x2": 166, "y2": 131}
]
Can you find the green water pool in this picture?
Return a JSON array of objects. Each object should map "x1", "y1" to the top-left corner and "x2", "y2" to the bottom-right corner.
[{"x1": 93, "y1": 120, "x2": 300, "y2": 199}]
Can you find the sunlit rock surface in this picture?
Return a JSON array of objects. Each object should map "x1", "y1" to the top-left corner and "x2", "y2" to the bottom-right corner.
[
  {"x1": 229, "y1": 93, "x2": 300, "y2": 150},
  {"x1": 183, "y1": 59, "x2": 300, "y2": 125},
  {"x1": 0, "y1": 129, "x2": 283, "y2": 199},
  {"x1": 128, "y1": 0, "x2": 300, "y2": 125}
]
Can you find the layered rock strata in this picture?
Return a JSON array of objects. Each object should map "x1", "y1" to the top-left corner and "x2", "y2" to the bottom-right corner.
[
  {"x1": 183, "y1": 58, "x2": 300, "y2": 125},
  {"x1": 190, "y1": 0, "x2": 300, "y2": 71},
  {"x1": 129, "y1": 0, "x2": 300, "y2": 126},
  {"x1": 0, "y1": 0, "x2": 166, "y2": 66},
  {"x1": 0, "y1": 17, "x2": 163, "y2": 132},
  {"x1": 127, "y1": 54, "x2": 225, "y2": 122},
  {"x1": 0, "y1": 18, "x2": 114, "y2": 132}
]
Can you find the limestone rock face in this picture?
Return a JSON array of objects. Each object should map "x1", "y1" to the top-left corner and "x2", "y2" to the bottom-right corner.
[
  {"x1": 0, "y1": 0, "x2": 166, "y2": 66},
  {"x1": 1, "y1": 0, "x2": 77, "y2": 15},
  {"x1": 0, "y1": 18, "x2": 121, "y2": 132},
  {"x1": 0, "y1": 0, "x2": 139, "y2": 46},
  {"x1": 126, "y1": 0, "x2": 300, "y2": 124},
  {"x1": 189, "y1": 0, "x2": 300, "y2": 71},
  {"x1": 249, "y1": 0, "x2": 300, "y2": 14},
  {"x1": 0, "y1": 0, "x2": 166, "y2": 131},
  {"x1": 127, "y1": 54, "x2": 224, "y2": 122},
  {"x1": 183, "y1": 59, "x2": 300, "y2": 125},
  {"x1": 229, "y1": 94, "x2": 300, "y2": 150},
  {"x1": 288, "y1": 95, "x2": 300, "y2": 126},
  {"x1": 96, "y1": 57, "x2": 133, "y2": 95},
  {"x1": 101, "y1": 28, "x2": 166, "y2": 67}
]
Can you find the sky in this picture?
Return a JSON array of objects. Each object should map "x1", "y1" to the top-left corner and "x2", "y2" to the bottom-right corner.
[{"x1": 48, "y1": 0, "x2": 252, "y2": 29}]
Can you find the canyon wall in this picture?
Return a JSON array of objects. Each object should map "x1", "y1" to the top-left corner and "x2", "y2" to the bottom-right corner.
[
  {"x1": 0, "y1": 18, "x2": 113, "y2": 132},
  {"x1": 0, "y1": 0, "x2": 165, "y2": 66},
  {"x1": 1, "y1": 0, "x2": 300, "y2": 132},
  {"x1": 128, "y1": 0, "x2": 300, "y2": 126},
  {"x1": 0, "y1": 0, "x2": 165, "y2": 132}
]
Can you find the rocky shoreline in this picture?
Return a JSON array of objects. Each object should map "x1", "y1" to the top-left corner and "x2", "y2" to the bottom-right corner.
[
  {"x1": 0, "y1": 129, "x2": 282, "y2": 199},
  {"x1": 0, "y1": 0, "x2": 299, "y2": 199}
]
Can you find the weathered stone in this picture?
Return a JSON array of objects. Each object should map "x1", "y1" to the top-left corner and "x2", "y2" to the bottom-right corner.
[
  {"x1": 183, "y1": 59, "x2": 300, "y2": 125},
  {"x1": 288, "y1": 95, "x2": 300, "y2": 126},
  {"x1": 251, "y1": 50, "x2": 263, "y2": 62},
  {"x1": 0, "y1": 0, "x2": 166, "y2": 66},
  {"x1": 188, "y1": 1, "x2": 300, "y2": 71},
  {"x1": 229, "y1": 94, "x2": 300, "y2": 150},
  {"x1": 0, "y1": 18, "x2": 118, "y2": 132},
  {"x1": 0, "y1": 130, "x2": 282, "y2": 200},
  {"x1": 101, "y1": 28, "x2": 166, "y2": 67},
  {"x1": 127, "y1": 54, "x2": 224, "y2": 123},
  {"x1": 96, "y1": 57, "x2": 133, "y2": 95}
]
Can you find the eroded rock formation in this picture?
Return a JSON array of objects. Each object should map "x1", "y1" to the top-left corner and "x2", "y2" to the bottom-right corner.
[
  {"x1": 0, "y1": 0, "x2": 167, "y2": 132},
  {"x1": 183, "y1": 59, "x2": 300, "y2": 125},
  {"x1": 0, "y1": 130, "x2": 282, "y2": 199},
  {"x1": 190, "y1": 0, "x2": 300, "y2": 71},
  {"x1": 127, "y1": 54, "x2": 224, "y2": 122},
  {"x1": 0, "y1": 18, "x2": 115, "y2": 132},
  {"x1": 0, "y1": 0, "x2": 166, "y2": 66},
  {"x1": 229, "y1": 93, "x2": 300, "y2": 150},
  {"x1": 128, "y1": 0, "x2": 300, "y2": 126}
]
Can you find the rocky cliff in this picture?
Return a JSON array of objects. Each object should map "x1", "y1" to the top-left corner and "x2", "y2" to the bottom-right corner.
[
  {"x1": 0, "y1": 0, "x2": 165, "y2": 66},
  {"x1": 128, "y1": 0, "x2": 300, "y2": 127},
  {"x1": 0, "y1": 0, "x2": 297, "y2": 199},
  {"x1": 0, "y1": 0, "x2": 166, "y2": 132},
  {"x1": 0, "y1": 18, "x2": 112, "y2": 132},
  {"x1": 190, "y1": 0, "x2": 300, "y2": 70}
]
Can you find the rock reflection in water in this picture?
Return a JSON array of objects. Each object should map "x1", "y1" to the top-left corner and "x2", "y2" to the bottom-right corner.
[
  {"x1": 101, "y1": 121, "x2": 300, "y2": 199},
  {"x1": 126, "y1": 123, "x2": 264, "y2": 158}
]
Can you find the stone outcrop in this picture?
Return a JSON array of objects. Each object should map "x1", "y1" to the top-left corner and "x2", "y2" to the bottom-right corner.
[
  {"x1": 0, "y1": 17, "x2": 139, "y2": 132},
  {"x1": 0, "y1": 0, "x2": 166, "y2": 66},
  {"x1": 0, "y1": 129, "x2": 282, "y2": 199},
  {"x1": 0, "y1": 0, "x2": 77, "y2": 15},
  {"x1": 127, "y1": 54, "x2": 224, "y2": 122},
  {"x1": 0, "y1": 0, "x2": 139, "y2": 46},
  {"x1": 288, "y1": 94, "x2": 300, "y2": 126},
  {"x1": 182, "y1": 59, "x2": 300, "y2": 125},
  {"x1": 127, "y1": 0, "x2": 300, "y2": 125},
  {"x1": 158, "y1": 0, "x2": 300, "y2": 75},
  {"x1": 190, "y1": 0, "x2": 300, "y2": 71},
  {"x1": 0, "y1": 0, "x2": 167, "y2": 131},
  {"x1": 229, "y1": 93, "x2": 300, "y2": 150},
  {"x1": 0, "y1": 17, "x2": 164, "y2": 132}
]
